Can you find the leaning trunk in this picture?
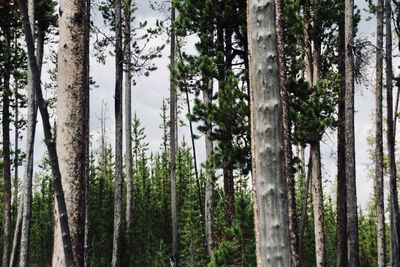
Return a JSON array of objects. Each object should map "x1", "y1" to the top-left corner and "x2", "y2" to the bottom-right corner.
[{"x1": 247, "y1": 0, "x2": 291, "y2": 265}]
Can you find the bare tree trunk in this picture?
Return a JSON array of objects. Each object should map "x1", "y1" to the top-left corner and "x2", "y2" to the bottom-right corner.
[
  {"x1": 310, "y1": 143, "x2": 326, "y2": 267},
  {"x1": 275, "y1": 0, "x2": 299, "y2": 265},
  {"x1": 345, "y1": 0, "x2": 360, "y2": 265},
  {"x1": 375, "y1": 1, "x2": 386, "y2": 265},
  {"x1": 336, "y1": 7, "x2": 348, "y2": 267},
  {"x1": 16, "y1": 0, "x2": 75, "y2": 265},
  {"x1": 248, "y1": 0, "x2": 291, "y2": 265},
  {"x1": 111, "y1": 0, "x2": 123, "y2": 264},
  {"x1": 204, "y1": 79, "x2": 214, "y2": 259},
  {"x1": 2, "y1": 33, "x2": 12, "y2": 267},
  {"x1": 13, "y1": 61, "x2": 19, "y2": 211},
  {"x1": 124, "y1": 0, "x2": 133, "y2": 260},
  {"x1": 386, "y1": 2, "x2": 400, "y2": 265},
  {"x1": 170, "y1": 2, "x2": 179, "y2": 266},
  {"x1": 53, "y1": 0, "x2": 90, "y2": 266}
]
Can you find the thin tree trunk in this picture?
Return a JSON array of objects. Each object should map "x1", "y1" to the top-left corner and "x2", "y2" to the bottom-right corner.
[
  {"x1": 124, "y1": 0, "x2": 133, "y2": 260},
  {"x1": 275, "y1": 0, "x2": 299, "y2": 265},
  {"x1": 204, "y1": 78, "x2": 214, "y2": 259},
  {"x1": 53, "y1": 0, "x2": 90, "y2": 265},
  {"x1": 345, "y1": 0, "x2": 360, "y2": 265},
  {"x1": 2, "y1": 33, "x2": 12, "y2": 267},
  {"x1": 170, "y1": 2, "x2": 179, "y2": 265},
  {"x1": 336, "y1": 6, "x2": 348, "y2": 266},
  {"x1": 386, "y1": 2, "x2": 400, "y2": 265},
  {"x1": 247, "y1": 0, "x2": 291, "y2": 265},
  {"x1": 13, "y1": 59, "x2": 19, "y2": 211},
  {"x1": 375, "y1": 0, "x2": 386, "y2": 265},
  {"x1": 310, "y1": 142, "x2": 327, "y2": 267},
  {"x1": 111, "y1": 0, "x2": 123, "y2": 263},
  {"x1": 16, "y1": 1, "x2": 75, "y2": 265}
]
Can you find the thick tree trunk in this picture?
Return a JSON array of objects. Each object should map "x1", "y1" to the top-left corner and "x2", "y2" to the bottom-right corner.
[
  {"x1": 53, "y1": 0, "x2": 90, "y2": 266},
  {"x1": 247, "y1": 0, "x2": 291, "y2": 265},
  {"x1": 2, "y1": 34, "x2": 12, "y2": 267},
  {"x1": 111, "y1": 0, "x2": 123, "y2": 264},
  {"x1": 16, "y1": 0, "x2": 75, "y2": 265},
  {"x1": 345, "y1": 0, "x2": 360, "y2": 265},
  {"x1": 385, "y1": 2, "x2": 400, "y2": 265},
  {"x1": 310, "y1": 143, "x2": 327, "y2": 267},
  {"x1": 336, "y1": 8, "x2": 348, "y2": 267},
  {"x1": 124, "y1": 0, "x2": 133, "y2": 260},
  {"x1": 275, "y1": 0, "x2": 299, "y2": 265},
  {"x1": 223, "y1": 165, "x2": 235, "y2": 228},
  {"x1": 375, "y1": 1, "x2": 386, "y2": 265},
  {"x1": 204, "y1": 79, "x2": 214, "y2": 259},
  {"x1": 170, "y1": 2, "x2": 179, "y2": 266}
]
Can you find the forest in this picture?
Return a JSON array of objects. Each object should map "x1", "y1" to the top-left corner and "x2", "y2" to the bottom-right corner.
[{"x1": 0, "y1": 0, "x2": 399, "y2": 266}]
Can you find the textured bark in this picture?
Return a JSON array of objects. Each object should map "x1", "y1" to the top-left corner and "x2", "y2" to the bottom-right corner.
[
  {"x1": 16, "y1": 0, "x2": 75, "y2": 265},
  {"x1": 375, "y1": 1, "x2": 386, "y2": 265},
  {"x1": 345, "y1": 0, "x2": 360, "y2": 265},
  {"x1": 53, "y1": 0, "x2": 90, "y2": 266},
  {"x1": 336, "y1": 8, "x2": 348, "y2": 267},
  {"x1": 204, "y1": 79, "x2": 214, "y2": 259},
  {"x1": 2, "y1": 34, "x2": 12, "y2": 267},
  {"x1": 111, "y1": 0, "x2": 123, "y2": 264},
  {"x1": 275, "y1": 0, "x2": 299, "y2": 264},
  {"x1": 310, "y1": 143, "x2": 327, "y2": 267},
  {"x1": 385, "y1": 2, "x2": 400, "y2": 265},
  {"x1": 303, "y1": 2, "x2": 313, "y2": 86},
  {"x1": 170, "y1": 2, "x2": 179, "y2": 266},
  {"x1": 124, "y1": 0, "x2": 133, "y2": 259},
  {"x1": 248, "y1": 0, "x2": 291, "y2": 265}
]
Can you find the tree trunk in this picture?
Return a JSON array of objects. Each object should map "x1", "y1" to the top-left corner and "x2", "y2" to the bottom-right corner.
[
  {"x1": 16, "y1": 0, "x2": 75, "y2": 265},
  {"x1": 375, "y1": 0, "x2": 386, "y2": 265},
  {"x1": 336, "y1": 7, "x2": 348, "y2": 267},
  {"x1": 204, "y1": 78, "x2": 214, "y2": 259},
  {"x1": 310, "y1": 142, "x2": 327, "y2": 267},
  {"x1": 345, "y1": 0, "x2": 360, "y2": 265},
  {"x1": 2, "y1": 33, "x2": 12, "y2": 267},
  {"x1": 53, "y1": 0, "x2": 90, "y2": 265},
  {"x1": 275, "y1": 0, "x2": 299, "y2": 265},
  {"x1": 247, "y1": 0, "x2": 291, "y2": 265},
  {"x1": 170, "y1": 2, "x2": 179, "y2": 266},
  {"x1": 111, "y1": 0, "x2": 123, "y2": 263},
  {"x1": 386, "y1": 2, "x2": 400, "y2": 265},
  {"x1": 124, "y1": 0, "x2": 133, "y2": 260}
]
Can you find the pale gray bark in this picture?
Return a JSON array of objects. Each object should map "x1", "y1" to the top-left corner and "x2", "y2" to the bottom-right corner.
[
  {"x1": 170, "y1": 2, "x2": 179, "y2": 266},
  {"x1": 124, "y1": 0, "x2": 133, "y2": 259},
  {"x1": 345, "y1": 0, "x2": 360, "y2": 265},
  {"x1": 53, "y1": 0, "x2": 90, "y2": 266},
  {"x1": 375, "y1": 1, "x2": 386, "y2": 265},
  {"x1": 385, "y1": 2, "x2": 400, "y2": 265},
  {"x1": 16, "y1": 0, "x2": 75, "y2": 265},
  {"x1": 111, "y1": 0, "x2": 123, "y2": 263},
  {"x1": 204, "y1": 79, "x2": 214, "y2": 259},
  {"x1": 247, "y1": 0, "x2": 291, "y2": 265}
]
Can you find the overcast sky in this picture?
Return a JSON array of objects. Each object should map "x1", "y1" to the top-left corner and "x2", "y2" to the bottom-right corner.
[{"x1": 23, "y1": 0, "x2": 396, "y2": 210}]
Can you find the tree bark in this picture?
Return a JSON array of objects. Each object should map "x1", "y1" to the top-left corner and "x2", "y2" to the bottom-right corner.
[
  {"x1": 310, "y1": 142, "x2": 327, "y2": 267},
  {"x1": 336, "y1": 7, "x2": 348, "y2": 267},
  {"x1": 2, "y1": 33, "x2": 12, "y2": 267},
  {"x1": 16, "y1": 0, "x2": 75, "y2": 265},
  {"x1": 247, "y1": 0, "x2": 291, "y2": 265},
  {"x1": 111, "y1": 0, "x2": 123, "y2": 263},
  {"x1": 385, "y1": 2, "x2": 400, "y2": 265},
  {"x1": 170, "y1": 2, "x2": 179, "y2": 266},
  {"x1": 275, "y1": 0, "x2": 299, "y2": 265},
  {"x1": 53, "y1": 0, "x2": 90, "y2": 265},
  {"x1": 124, "y1": 0, "x2": 133, "y2": 260},
  {"x1": 345, "y1": 0, "x2": 360, "y2": 265},
  {"x1": 375, "y1": 0, "x2": 386, "y2": 265}
]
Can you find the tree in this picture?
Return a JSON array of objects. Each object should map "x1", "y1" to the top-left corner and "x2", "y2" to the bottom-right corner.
[
  {"x1": 345, "y1": 0, "x2": 360, "y2": 265},
  {"x1": 52, "y1": 0, "x2": 90, "y2": 266},
  {"x1": 374, "y1": 0, "x2": 385, "y2": 265},
  {"x1": 247, "y1": 0, "x2": 290, "y2": 265}
]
